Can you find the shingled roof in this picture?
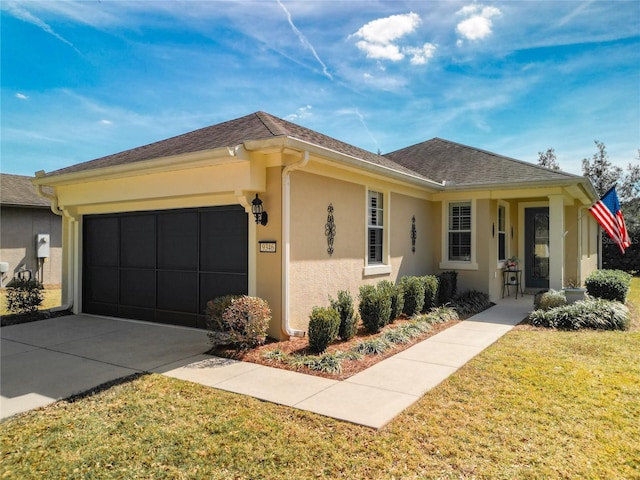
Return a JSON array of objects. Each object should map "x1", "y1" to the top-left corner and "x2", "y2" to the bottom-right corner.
[
  {"x1": 1, "y1": 174, "x2": 52, "y2": 208},
  {"x1": 45, "y1": 111, "x2": 421, "y2": 179},
  {"x1": 385, "y1": 138, "x2": 580, "y2": 186}
]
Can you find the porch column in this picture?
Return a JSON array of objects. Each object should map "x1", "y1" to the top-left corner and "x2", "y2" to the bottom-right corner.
[{"x1": 548, "y1": 194, "x2": 565, "y2": 290}]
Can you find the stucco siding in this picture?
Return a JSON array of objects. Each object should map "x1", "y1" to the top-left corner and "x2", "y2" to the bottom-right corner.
[{"x1": 0, "y1": 206, "x2": 62, "y2": 286}]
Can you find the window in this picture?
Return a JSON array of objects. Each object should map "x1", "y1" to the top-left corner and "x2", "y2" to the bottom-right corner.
[
  {"x1": 368, "y1": 191, "x2": 383, "y2": 264},
  {"x1": 498, "y1": 204, "x2": 506, "y2": 261},
  {"x1": 448, "y1": 202, "x2": 471, "y2": 261}
]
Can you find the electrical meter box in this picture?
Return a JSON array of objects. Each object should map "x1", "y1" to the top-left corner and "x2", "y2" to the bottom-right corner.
[{"x1": 37, "y1": 234, "x2": 50, "y2": 258}]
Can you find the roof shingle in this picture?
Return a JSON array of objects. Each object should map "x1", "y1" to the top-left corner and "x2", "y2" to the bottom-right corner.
[
  {"x1": 1, "y1": 174, "x2": 52, "y2": 208},
  {"x1": 385, "y1": 138, "x2": 579, "y2": 186}
]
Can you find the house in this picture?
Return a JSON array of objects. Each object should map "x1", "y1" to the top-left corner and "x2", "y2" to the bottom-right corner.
[
  {"x1": 0, "y1": 173, "x2": 62, "y2": 287},
  {"x1": 31, "y1": 111, "x2": 599, "y2": 339}
]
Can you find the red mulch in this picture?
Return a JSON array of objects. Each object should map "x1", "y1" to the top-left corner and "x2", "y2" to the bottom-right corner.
[{"x1": 209, "y1": 316, "x2": 461, "y2": 381}]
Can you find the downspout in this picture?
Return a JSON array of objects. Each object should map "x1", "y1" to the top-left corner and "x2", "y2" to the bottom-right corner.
[
  {"x1": 34, "y1": 181, "x2": 75, "y2": 312},
  {"x1": 281, "y1": 151, "x2": 309, "y2": 337}
]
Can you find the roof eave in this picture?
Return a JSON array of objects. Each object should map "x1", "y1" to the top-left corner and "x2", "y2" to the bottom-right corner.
[
  {"x1": 32, "y1": 146, "x2": 245, "y2": 186},
  {"x1": 244, "y1": 136, "x2": 444, "y2": 192}
]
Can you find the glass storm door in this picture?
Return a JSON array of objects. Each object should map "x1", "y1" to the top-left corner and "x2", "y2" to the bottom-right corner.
[{"x1": 525, "y1": 207, "x2": 550, "y2": 289}]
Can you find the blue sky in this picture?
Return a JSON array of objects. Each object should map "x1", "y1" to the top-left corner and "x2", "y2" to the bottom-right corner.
[{"x1": 2, "y1": 0, "x2": 639, "y2": 177}]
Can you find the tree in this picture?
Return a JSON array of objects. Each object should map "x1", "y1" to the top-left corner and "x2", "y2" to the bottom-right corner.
[
  {"x1": 537, "y1": 147, "x2": 561, "y2": 170},
  {"x1": 581, "y1": 140, "x2": 622, "y2": 197}
]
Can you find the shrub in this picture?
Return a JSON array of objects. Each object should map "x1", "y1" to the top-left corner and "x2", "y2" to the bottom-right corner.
[
  {"x1": 427, "y1": 305, "x2": 460, "y2": 323},
  {"x1": 437, "y1": 271, "x2": 458, "y2": 305},
  {"x1": 400, "y1": 276, "x2": 425, "y2": 316},
  {"x1": 421, "y1": 275, "x2": 439, "y2": 312},
  {"x1": 584, "y1": 269, "x2": 632, "y2": 303},
  {"x1": 358, "y1": 284, "x2": 392, "y2": 333},
  {"x1": 377, "y1": 280, "x2": 404, "y2": 324},
  {"x1": 205, "y1": 294, "x2": 241, "y2": 331},
  {"x1": 534, "y1": 289, "x2": 567, "y2": 311},
  {"x1": 351, "y1": 337, "x2": 391, "y2": 355},
  {"x1": 218, "y1": 296, "x2": 271, "y2": 348},
  {"x1": 528, "y1": 298, "x2": 630, "y2": 331},
  {"x1": 308, "y1": 306, "x2": 340, "y2": 353},
  {"x1": 452, "y1": 290, "x2": 491, "y2": 317},
  {"x1": 6, "y1": 278, "x2": 44, "y2": 315},
  {"x1": 329, "y1": 290, "x2": 358, "y2": 341}
]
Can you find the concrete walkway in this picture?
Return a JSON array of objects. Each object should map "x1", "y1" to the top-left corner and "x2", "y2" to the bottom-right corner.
[
  {"x1": 163, "y1": 296, "x2": 532, "y2": 429},
  {"x1": 1, "y1": 296, "x2": 531, "y2": 428}
]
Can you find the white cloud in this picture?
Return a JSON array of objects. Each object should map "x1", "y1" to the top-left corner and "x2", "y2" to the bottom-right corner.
[
  {"x1": 100, "y1": 119, "x2": 113, "y2": 125},
  {"x1": 351, "y1": 12, "x2": 436, "y2": 65},
  {"x1": 286, "y1": 105, "x2": 313, "y2": 121},
  {"x1": 405, "y1": 43, "x2": 437, "y2": 65},
  {"x1": 15, "y1": 93, "x2": 29, "y2": 100},
  {"x1": 456, "y1": 4, "x2": 502, "y2": 45}
]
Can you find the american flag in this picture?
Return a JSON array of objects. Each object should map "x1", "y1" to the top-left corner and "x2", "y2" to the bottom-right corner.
[{"x1": 589, "y1": 185, "x2": 631, "y2": 254}]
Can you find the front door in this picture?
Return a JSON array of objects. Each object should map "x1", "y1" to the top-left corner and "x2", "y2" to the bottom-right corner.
[{"x1": 524, "y1": 207, "x2": 550, "y2": 289}]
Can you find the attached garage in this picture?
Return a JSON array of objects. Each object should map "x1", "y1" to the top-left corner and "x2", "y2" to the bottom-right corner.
[{"x1": 82, "y1": 205, "x2": 248, "y2": 328}]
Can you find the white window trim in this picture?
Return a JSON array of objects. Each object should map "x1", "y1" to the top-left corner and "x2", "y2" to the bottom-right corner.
[
  {"x1": 364, "y1": 188, "x2": 391, "y2": 277},
  {"x1": 497, "y1": 201, "x2": 509, "y2": 268},
  {"x1": 440, "y1": 199, "x2": 478, "y2": 270}
]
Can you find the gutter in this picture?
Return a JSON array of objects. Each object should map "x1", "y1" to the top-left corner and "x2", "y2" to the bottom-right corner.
[
  {"x1": 281, "y1": 151, "x2": 309, "y2": 337},
  {"x1": 32, "y1": 174, "x2": 75, "y2": 313}
]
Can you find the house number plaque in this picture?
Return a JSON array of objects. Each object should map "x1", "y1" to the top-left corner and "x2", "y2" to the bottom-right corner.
[{"x1": 259, "y1": 241, "x2": 277, "y2": 253}]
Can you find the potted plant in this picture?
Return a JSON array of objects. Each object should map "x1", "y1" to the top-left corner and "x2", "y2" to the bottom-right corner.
[
  {"x1": 505, "y1": 256, "x2": 519, "y2": 271},
  {"x1": 563, "y1": 277, "x2": 586, "y2": 304}
]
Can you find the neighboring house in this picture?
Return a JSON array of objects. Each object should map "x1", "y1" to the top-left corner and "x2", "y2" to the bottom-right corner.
[
  {"x1": 0, "y1": 173, "x2": 62, "y2": 287},
  {"x1": 32, "y1": 111, "x2": 599, "y2": 338}
]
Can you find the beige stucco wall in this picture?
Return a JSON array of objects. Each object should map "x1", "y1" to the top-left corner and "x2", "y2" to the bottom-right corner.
[
  {"x1": 254, "y1": 166, "x2": 284, "y2": 339},
  {"x1": 0, "y1": 206, "x2": 62, "y2": 287},
  {"x1": 287, "y1": 171, "x2": 435, "y2": 332}
]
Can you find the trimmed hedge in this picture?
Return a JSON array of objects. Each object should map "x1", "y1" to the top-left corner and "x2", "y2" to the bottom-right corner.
[
  {"x1": 584, "y1": 269, "x2": 632, "y2": 303},
  {"x1": 329, "y1": 290, "x2": 359, "y2": 341},
  {"x1": 421, "y1": 275, "x2": 439, "y2": 312},
  {"x1": 358, "y1": 284, "x2": 392, "y2": 333},
  {"x1": 400, "y1": 276, "x2": 425, "y2": 316},
  {"x1": 437, "y1": 271, "x2": 458, "y2": 305},
  {"x1": 377, "y1": 280, "x2": 404, "y2": 324},
  {"x1": 528, "y1": 298, "x2": 630, "y2": 331},
  {"x1": 308, "y1": 306, "x2": 340, "y2": 353}
]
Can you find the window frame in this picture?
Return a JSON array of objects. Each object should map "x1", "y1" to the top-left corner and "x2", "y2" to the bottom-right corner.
[
  {"x1": 364, "y1": 189, "x2": 391, "y2": 276},
  {"x1": 439, "y1": 199, "x2": 478, "y2": 270},
  {"x1": 497, "y1": 202, "x2": 508, "y2": 264}
]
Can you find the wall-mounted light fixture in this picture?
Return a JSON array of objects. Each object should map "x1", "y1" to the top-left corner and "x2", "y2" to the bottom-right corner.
[{"x1": 251, "y1": 193, "x2": 268, "y2": 226}]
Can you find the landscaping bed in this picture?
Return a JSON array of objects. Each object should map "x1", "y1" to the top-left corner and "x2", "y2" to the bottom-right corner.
[{"x1": 209, "y1": 313, "x2": 464, "y2": 381}]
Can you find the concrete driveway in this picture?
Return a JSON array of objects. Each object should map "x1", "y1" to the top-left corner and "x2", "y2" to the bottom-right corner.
[{"x1": 1, "y1": 314, "x2": 210, "y2": 419}]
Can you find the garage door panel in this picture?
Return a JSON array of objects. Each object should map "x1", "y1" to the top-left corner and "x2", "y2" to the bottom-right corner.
[
  {"x1": 85, "y1": 266, "x2": 119, "y2": 304},
  {"x1": 121, "y1": 215, "x2": 155, "y2": 268},
  {"x1": 157, "y1": 271, "x2": 198, "y2": 313},
  {"x1": 85, "y1": 217, "x2": 119, "y2": 267},
  {"x1": 120, "y1": 269, "x2": 155, "y2": 308},
  {"x1": 155, "y1": 311, "x2": 198, "y2": 328},
  {"x1": 157, "y1": 212, "x2": 198, "y2": 270},
  {"x1": 200, "y1": 209, "x2": 248, "y2": 272},
  {"x1": 119, "y1": 306, "x2": 156, "y2": 323}
]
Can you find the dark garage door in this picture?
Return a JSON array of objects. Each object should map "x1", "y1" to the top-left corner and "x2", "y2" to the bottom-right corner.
[{"x1": 83, "y1": 206, "x2": 248, "y2": 328}]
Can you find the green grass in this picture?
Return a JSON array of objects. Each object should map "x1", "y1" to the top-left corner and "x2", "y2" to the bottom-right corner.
[
  {"x1": 0, "y1": 288, "x2": 61, "y2": 316},
  {"x1": 1, "y1": 280, "x2": 639, "y2": 479}
]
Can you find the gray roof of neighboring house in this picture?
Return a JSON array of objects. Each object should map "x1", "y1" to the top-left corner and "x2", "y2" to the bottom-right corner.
[
  {"x1": 45, "y1": 111, "x2": 423, "y2": 180},
  {"x1": 1, "y1": 173, "x2": 52, "y2": 208},
  {"x1": 384, "y1": 137, "x2": 581, "y2": 186}
]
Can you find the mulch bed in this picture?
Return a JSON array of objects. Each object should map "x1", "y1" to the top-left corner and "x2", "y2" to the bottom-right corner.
[
  {"x1": 209, "y1": 315, "x2": 462, "y2": 381},
  {"x1": 0, "y1": 309, "x2": 73, "y2": 327}
]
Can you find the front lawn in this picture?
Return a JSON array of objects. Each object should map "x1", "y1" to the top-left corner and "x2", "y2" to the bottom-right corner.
[{"x1": 1, "y1": 278, "x2": 638, "y2": 479}]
